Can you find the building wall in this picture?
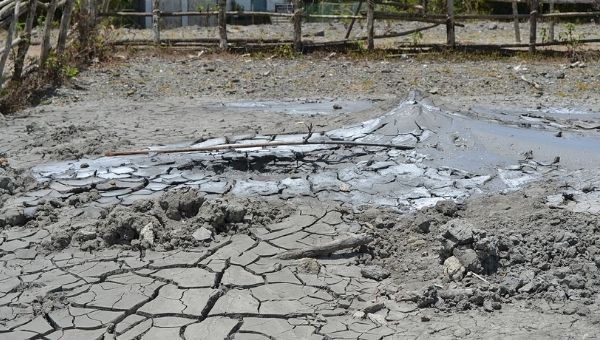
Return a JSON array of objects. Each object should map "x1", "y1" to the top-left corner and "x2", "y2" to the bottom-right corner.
[{"x1": 142, "y1": 0, "x2": 287, "y2": 27}]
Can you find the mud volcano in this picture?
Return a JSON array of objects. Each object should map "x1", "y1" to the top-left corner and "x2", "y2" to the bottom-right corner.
[{"x1": 1, "y1": 92, "x2": 599, "y2": 339}]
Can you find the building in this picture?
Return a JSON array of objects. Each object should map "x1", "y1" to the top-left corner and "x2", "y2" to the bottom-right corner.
[{"x1": 136, "y1": 0, "x2": 292, "y2": 28}]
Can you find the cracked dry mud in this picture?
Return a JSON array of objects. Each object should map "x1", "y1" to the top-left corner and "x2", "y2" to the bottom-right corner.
[{"x1": 1, "y1": 55, "x2": 600, "y2": 339}]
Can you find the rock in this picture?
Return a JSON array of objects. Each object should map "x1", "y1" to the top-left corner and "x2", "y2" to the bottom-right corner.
[
  {"x1": 488, "y1": 23, "x2": 498, "y2": 30},
  {"x1": 483, "y1": 299, "x2": 495, "y2": 312},
  {"x1": 435, "y1": 200, "x2": 459, "y2": 216},
  {"x1": 158, "y1": 188, "x2": 204, "y2": 221},
  {"x1": 420, "y1": 314, "x2": 431, "y2": 322},
  {"x1": 443, "y1": 256, "x2": 465, "y2": 281},
  {"x1": 428, "y1": 87, "x2": 439, "y2": 94},
  {"x1": 313, "y1": 30, "x2": 325, "y2": 37},
  {"x1": 443, "y1": 220, "x2": 475, "y2": 245},
  {"x1": 565, "y1": 274, "x2": 586, "y2": 289},
  {"x1": 0, "y1": 208, "x2": 26, "y2": 227},
  {"x1": 0, "y1": 176, "x2": 14, "y2": 192},
  {"x1": 413, "y1": 216, "x2": 432, "y2": 234},
  {"x1": 499, "y1": 275, "x2": 522, "y2": 295},
  {"x1": 297, "y1": 258, "x2": 321, "y2": 274},
  {"x1": 363, "y1": 302, "x2": 385, "y2": 314},
  {"x1": 352, "y1": 311, "x2": 365, "y2": 319},
  {"x1": 225, "y1": 203, "x2": 246, "y2": 223},
  {"x1": 192, "y1": 226, "x2": 213, "y2": 242},
  {"x1": 139, "y1": 223, "x2": 155, "y2": 247},
  {"x1": 453, "y1": 248, "x2": 482, "y2": 273},
  {"x1": 367, "y1": 313, "x2": 387, "y2": 326},
  {"x1": 361, "y1": 265, "x2": 391, "y2": 281}
]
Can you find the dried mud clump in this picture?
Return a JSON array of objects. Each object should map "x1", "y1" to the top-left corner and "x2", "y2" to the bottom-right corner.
[
  {"x1": 368, "y1": 190, "x2": 600, "y2": 314},
  {"x1": 42, "y1": 188, "x2": 290, "y2": 252},
  {"x1": 0, "y1": 165, "x2": 36, "y2": 228}
]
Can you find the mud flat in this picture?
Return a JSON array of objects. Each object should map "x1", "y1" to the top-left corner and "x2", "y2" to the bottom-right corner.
[{"x1": 0, "y1": 54, "x2": 599, "y2": 339}]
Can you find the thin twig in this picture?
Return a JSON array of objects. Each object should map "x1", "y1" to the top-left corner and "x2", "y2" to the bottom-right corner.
[{"x1": 105, "y1": 140, "x2": 415, "y2": 157}]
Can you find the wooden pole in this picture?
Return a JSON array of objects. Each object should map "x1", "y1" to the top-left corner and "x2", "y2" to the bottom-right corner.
[
  {"x1": 152, "y1": 0, "x2": 160, "y2": 44},
  {"x1": 276, "y1": 234, "x2": 373, "y2": 260},
  {"x1": 40, "y1": 0, "x2": 58, "y2": 66},
  {"x1": 367, "y1": 0, "x2": 374, "y2": 50},
  {"x1": 89, "y1": 0, "x2": 97, "y2": 28},
  {"x1": 57, "y1": 0, "x2": 75, "y2": 54},
  {"x1": 512, "y1": 0, "x2": 521, "y2": 42},
  {"x1": 0, "y1": 0, "x2": 20, "y2": 83},
  {"x1": 548, "y1": 0, "x2": 555, "y2": 42},
  {"x1": 13, "y1": 0, "x2": 36, "y2": 81},
  {"x1": 218, "y1": 0, "x2": 227, "y2": 50},
  {"x1": 529, "y1": 0, "x2": 538, "y2": 54},
  {"x1": 344, "y1": 0, "x2": 363, "y2": 39},
  {"x1": 293, "y1": 0, "x2": 302, "y2": 52},
  {"x1": 446, "y1": 0, "x2": 455, "y2": 47}
]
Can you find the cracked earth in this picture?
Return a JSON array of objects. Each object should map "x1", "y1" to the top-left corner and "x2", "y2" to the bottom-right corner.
[{"x1": 1, "y1": 54, "x2": 600, "y2": 339}]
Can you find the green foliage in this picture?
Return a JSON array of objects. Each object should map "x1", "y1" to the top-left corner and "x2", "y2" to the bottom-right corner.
[
  {"x1": 274, "y1": 44, "x2": 300, "y2": 58},
  {"x1": 411, "y1": 31, "x2": 423, "y2": 46},
  {"x1": 43, "y1": 53, "x2": 79, "y2": 79},
  {"x1": 559, "y1": 23, "x2": 583, "y2": 60}
]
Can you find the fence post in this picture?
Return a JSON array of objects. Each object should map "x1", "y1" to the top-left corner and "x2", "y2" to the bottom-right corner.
[
  {"x1": 529, "y1": 0, "x2": 538, "y2": 54},
  {"x1": 152, "y1": 0, "x2": 161, "y2": 44},
  {"x1": 549, "y1": 0, "x2": 555, "y2": 42},
  {"x1": 57, "y1": 0, "x2": 75, "y2": 54},
  {"x1": 0, "y1": 0, "x2": 21, "y2": 83},
  {"x1": 344, "y1": 0, "x2": 363, "y2": 40},
  {"x1": 218, "y1": 0, "x2": 228, "y2": 50},
  {"x1": 293, "y1": 0, "x2": 302, "y2": 52},
  {"x1": 512, "y1": 0, "x2": 521, "y2": 43},
  {"x1": 13, "y1": 0, "x2": 37, "y2": 81},
  {"x1": 367, "y1": 0, "x2": 374, "y2": 50},
  {"x1": 40, "y1": 0, "x2": 58, "y2": 67},
  {"x1": 446, "y1": 0, "x2": 455, "y2": 47}
]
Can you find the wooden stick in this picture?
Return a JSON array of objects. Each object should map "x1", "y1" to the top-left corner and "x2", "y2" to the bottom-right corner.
[
  {"x1": 548, "y1": 0, "x2": 555, "y2": 42},
  {"x1": 104, "y1": 140, "x2": 415, "y2": 157},
  {"x1": 12, "y1": 0, "x2": 36, "y2": 81},
  {"x1": 276, "y1": 234, "x2": 373, "y2": 260},
  {"x1": 40, "y1": 0, "x2": 58, "y2": 66},
  {"x1": 152, "y1": 0, "x2": 160, "y2": 44},
  {"x1": 446, "y1": 0, "x2": 455, "y2": 47},
  {"x1": 512, "y1": 0, "x2": 521, "y2": 43},
  {"x1": 367, "y1": 0, "x2": 374, "y2": 50},
  {"x1": 293, "y1": 0, "x2": 302, "y2": 52},
  {"x1": 0, "y1": 0, "x2": 19, "y2": 84},
  {"x1": 345, "y1": 0, "x2": 363, "y2": 39},
  {"x1": 529, "y1": 0, "x2": 538, "y2": 54},
  {"x1": 56, "y1": 0, "x2": 74, "y2": 53},
  {"x1": 218, "y1": 0, "x2": 227, "y2": 50}
]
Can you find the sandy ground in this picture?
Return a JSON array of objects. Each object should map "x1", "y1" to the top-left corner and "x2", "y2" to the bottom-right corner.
[{"x1": 0, "y1": 43, "x2": 600, "y2": 339}]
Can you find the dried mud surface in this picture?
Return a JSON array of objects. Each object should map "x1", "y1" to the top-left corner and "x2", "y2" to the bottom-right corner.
[{"x1": 0, "y1": 51, "x2": 599, "y2": 339}]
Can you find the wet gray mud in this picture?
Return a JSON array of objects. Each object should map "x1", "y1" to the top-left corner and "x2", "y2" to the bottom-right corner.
[{"x1": 1, "y1": 92, "x2": 600, "y2": 339}]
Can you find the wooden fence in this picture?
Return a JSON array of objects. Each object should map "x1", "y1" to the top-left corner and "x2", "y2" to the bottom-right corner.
[
  {"x1": 97, "y1": 0, "x2": 600, "y2": 52},
  {"x1": 0, "y1": 0, "x2": 599, "y2": 85}
]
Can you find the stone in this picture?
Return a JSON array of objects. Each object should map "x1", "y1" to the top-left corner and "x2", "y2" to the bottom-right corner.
[
  {"x1": 361, "y1": 265, "x2": 391, "y2": 281},
  {"x1": 443, "y1": 220, "x2": 475, "y2": 245},
  {"x1": 192, "y1": 227, "x2": 213, "y2": 242},
  {"x1": 499, "y1": 275, "x2": 522, "y2": 295},
  {"x1": 139, "y1": 223, "x2": 154, "y2": 247},
  {"x1": 453, "y1": 248, "x2": 482, "y2": 273},
  {"x1": 443, "y1": 256, "x2": 465, "y2": 281}
]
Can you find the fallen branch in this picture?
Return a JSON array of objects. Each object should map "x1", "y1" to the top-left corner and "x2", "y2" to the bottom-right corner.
[
  {"x1": 276, "y1": 234, "x2": 373, "y2": 260},
  {"x1": 104, "y1": 140, "x2": 415, "y2": 157}
]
